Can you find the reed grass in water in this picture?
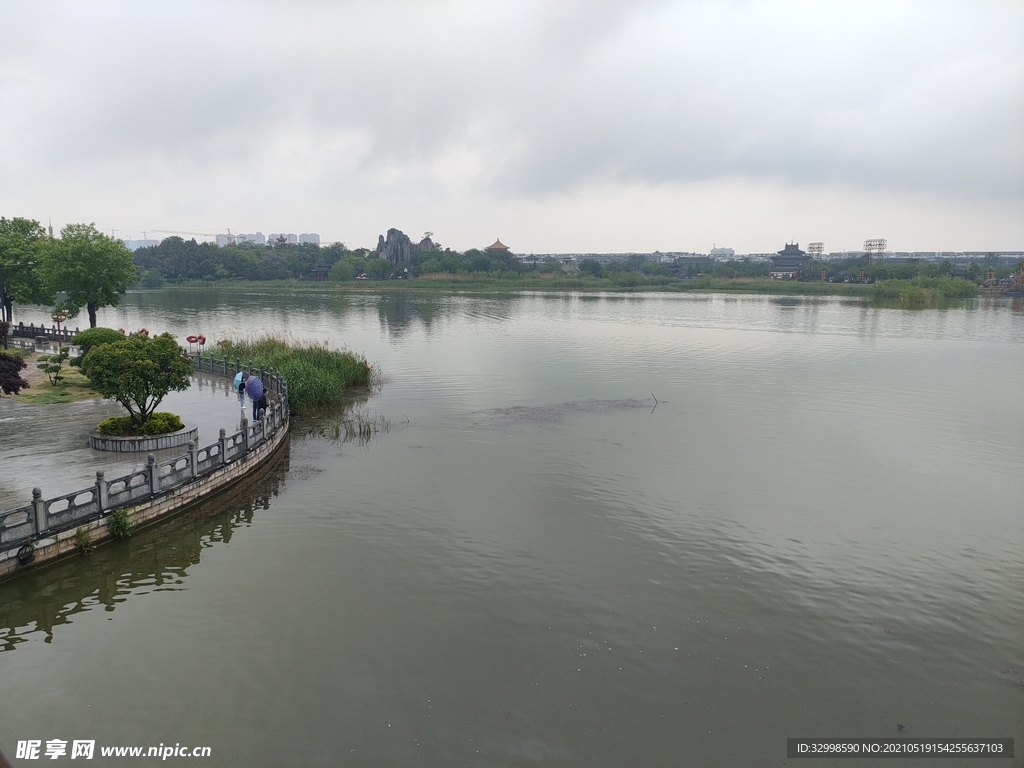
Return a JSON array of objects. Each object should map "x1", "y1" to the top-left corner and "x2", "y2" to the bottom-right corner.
[
  {"x1": 872, "y1": 276, "x2": 978, "y2": 305},
  {"x1": 216, "y1": 334, "x2": 373, "y2": 417},
  {"x1": 299, "y1": 408, "x2": 392, "y2": 446}
]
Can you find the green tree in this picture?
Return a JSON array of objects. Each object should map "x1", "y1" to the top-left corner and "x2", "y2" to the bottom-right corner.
[
  {"x1": 42, "y1": 223, "x2": 137, "y2": 327},
  {"x1": 0, "y1": 217, "x2": 52, "y2": 323},
  {"x1": 79, "y1": 333, "x2": 192, "y2": 426},
  {"x1": 140, "y1": 268, "x2": 164, "y2": 288},
  {"x1": 364, "y1": 257, "x2": 390, "y2": 279},
  {"x1": 69, "y1": 326, "x2": 125, "y2": 367},
  {"x1": 257, "y1": 253, "x2": 292, "y2": 281},
  {"x1": 37, "y1": 347, "x2": 69, "y2": 386},
  {"x1": 330, "y1": 260, "x2": 357, "y2": 281}
]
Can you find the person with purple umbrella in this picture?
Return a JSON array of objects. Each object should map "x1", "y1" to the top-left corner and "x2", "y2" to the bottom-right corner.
[{"x1": 244, "y1": 374, "x2": 264, "y2": 421}]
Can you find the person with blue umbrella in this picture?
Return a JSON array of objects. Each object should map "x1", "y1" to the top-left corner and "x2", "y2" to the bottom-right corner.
[
  {"x1": 233, "y1": 371, "x2": 248, "y2": 411},
  {"x1": 245, "y1": 374, "x2": 265, "y2": 421}
]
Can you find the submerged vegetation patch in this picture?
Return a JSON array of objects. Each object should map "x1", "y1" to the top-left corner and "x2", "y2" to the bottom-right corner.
[
  {"x1": 216, "y1": 334, "x2": 373, "y2": 417},
  {"x1": 471, "y1": 398, "x2": 653, "y2": 427},
  {"x1": 296, "y1": 406, "x2": 393, "y2": 446}
]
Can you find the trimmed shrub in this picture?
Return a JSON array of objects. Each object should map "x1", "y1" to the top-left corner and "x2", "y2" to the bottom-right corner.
[
  {"x1": 69, "y1": 326, "x2": 125, "y2": 366},
  {"x1": 80, "y1": 333, "x2": 192, "y2": 425},
  {"x1": 97, "y1": 411, "x2": 184, "y2": 436}
]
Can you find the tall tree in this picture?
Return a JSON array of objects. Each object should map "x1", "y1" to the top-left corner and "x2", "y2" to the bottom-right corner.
[
  {"x1": 80, "y1": 333, "x2": 192, "y2": 426},
  {"x1": 0, "y1": 217, "x2": 52, "y2": 323},
  {"x1": 42, "y1": 223, "x2": 137, "y2": 327}
]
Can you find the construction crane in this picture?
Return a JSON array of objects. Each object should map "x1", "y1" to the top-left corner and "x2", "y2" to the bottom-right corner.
[{"x1": 151, "y1": 228, "x2": 231, "y2": 241}]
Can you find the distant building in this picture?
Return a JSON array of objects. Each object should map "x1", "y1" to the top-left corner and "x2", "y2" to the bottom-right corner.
[
  {"x1": 236, "y1": 233, "x2": 266, "y2": 245},
  {"x1": 121, "y1": 238, "x2": 159, "y2": 252},
  {"x1": 311, "y1": 263, "x2": 331, "y2": 280},
  {"x1": 710, "y1": 246, "x2": 735, "y2": 259},
  {"x1": 216, "y1": 233, "x2": 236, "y2": 246},
  {"x1": 299, "y1": 233, "x2": 320, "y2": 245},
  {"x1": 673, "y1": 256, "x2": 714, "y2": 268},
  {"x1": 268, "y1": 233, "x2": 298, "y2": 245},
  {"x1": 486, "y1": 238, "x2": 511, "y2": 254},
  {"x1": 769, "y1": 243, "x2": 810, "y2": 279}
]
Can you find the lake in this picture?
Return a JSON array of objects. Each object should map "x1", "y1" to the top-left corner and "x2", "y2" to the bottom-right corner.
[{"x1": 1, "y1": 288, "x2": 1022, "y2": 766}]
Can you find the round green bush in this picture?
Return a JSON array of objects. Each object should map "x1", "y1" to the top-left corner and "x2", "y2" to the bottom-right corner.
[
  {"x1": 96, "y1": 411, "x2": 184, "y2": 436},
  {"x1": 70, "y1": 327, "x2": 125, "y2": 367}
]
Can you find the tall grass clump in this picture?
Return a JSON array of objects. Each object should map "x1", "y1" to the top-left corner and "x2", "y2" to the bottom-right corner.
[
  {"x1": 298, "y1": 406, "x2": 392, "y2": 446},
  {"x1": 217, "y1": 335, "x2": 372, "y2": 417},
  {"x1": 872, "y1": 277, "x2": 978, "y2": 305}
]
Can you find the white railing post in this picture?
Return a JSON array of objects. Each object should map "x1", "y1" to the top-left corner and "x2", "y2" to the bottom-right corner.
[
  {"x1": 96, "y1": 471, "x2": 108, "y2": 512},
  {"x1": 148, "y1": 454, "x2": 159, "y2": 494},
  {"x1": 32, "y1": 487, "x2": 46, "y2": 534}
]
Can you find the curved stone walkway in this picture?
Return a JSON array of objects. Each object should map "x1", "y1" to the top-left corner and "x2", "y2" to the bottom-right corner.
[{"x1": 0, "y1": 373, "x2": 258, "y2": 511}]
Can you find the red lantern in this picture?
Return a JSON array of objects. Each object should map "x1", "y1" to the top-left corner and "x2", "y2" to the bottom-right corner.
[
  {"x1": 186, "y1": 335, "x2": 198, "y2": 344},
  {"x1": 117, "y1": 327, "x2": 125, "y2": 334},
  {"x1": 138, "y1": 328, "x2": 149, "y2": 336},
  {"x1": 197, "y1": 334, "x2": 206, "y2": 345}
]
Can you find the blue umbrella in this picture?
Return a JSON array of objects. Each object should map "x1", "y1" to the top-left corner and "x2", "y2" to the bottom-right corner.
[
  {"x1": 233, "y1": 371, "x2": 245, "y2": 390},
  {"x1": 245, "y1": 375, "x2": 264, "y2": 400}
]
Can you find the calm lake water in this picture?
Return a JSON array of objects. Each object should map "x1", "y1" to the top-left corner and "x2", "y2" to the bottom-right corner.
[{"x1": 2, "y1": 288, "x2": 1022, "y2": 766}]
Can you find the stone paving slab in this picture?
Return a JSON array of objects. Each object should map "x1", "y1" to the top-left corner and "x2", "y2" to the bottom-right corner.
[{"x1": 0, "y1": 372, "x2": 258, "y2": 511}]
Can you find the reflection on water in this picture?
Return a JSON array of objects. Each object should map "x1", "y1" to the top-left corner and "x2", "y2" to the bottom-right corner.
[
  {"x1": 1, "y1": 289, "x2": 1022, "y2": 766},
  {"x1": 0, "y1": 440, "x2": 290, "y2": 652}
]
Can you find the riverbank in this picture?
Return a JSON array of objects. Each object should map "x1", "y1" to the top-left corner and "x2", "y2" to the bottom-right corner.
[
  {"x1": 0, "y1": 358, "x2": 290, "y2": 580},
  {"x1": 0, "y1": 371, "x2": 257, "y2": 510},
  {"x1": 128, "y1": 275, "x2": 998, "y2": 307},
  {"x1": 140, "y1": 275, "x2": 880, "y2": 296}
]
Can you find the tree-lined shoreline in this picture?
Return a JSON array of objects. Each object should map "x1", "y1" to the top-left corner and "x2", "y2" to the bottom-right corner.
[{"x1": 5, "y1": 216, "x2": 1019, "y2": 329}]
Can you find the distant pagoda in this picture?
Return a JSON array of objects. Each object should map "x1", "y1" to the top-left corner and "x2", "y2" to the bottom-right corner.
[{"x1": 769, "y1": 242, "x2": 810, "y2": 279}]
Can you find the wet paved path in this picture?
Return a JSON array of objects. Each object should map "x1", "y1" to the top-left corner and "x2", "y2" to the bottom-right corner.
[{"x1": 0, "y1": 372, "x2": 256, "y2": 510}]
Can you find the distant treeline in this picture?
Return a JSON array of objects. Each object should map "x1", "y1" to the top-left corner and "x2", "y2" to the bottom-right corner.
[
  {"x1": 132, "y1": 237, "x2": 557, "y2": 285},
  {"x1": 134, "y1": 237, "x2": 352, "y2": 285},
  {"x1": 583, "y1": 254, "x2": 1019, "y2": 283},
  {"x1": 132, "y1": 237, "x2": 1020, "y2": 287}
]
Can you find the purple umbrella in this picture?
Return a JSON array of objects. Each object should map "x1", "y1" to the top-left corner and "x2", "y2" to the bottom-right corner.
[{"x1": 244, "y1": 375, "x2": 264, "y2": 400}]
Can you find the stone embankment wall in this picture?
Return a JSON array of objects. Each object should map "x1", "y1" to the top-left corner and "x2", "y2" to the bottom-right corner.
[{"x1": 0, "y1": 353, "x2": 290, "y2": 581}]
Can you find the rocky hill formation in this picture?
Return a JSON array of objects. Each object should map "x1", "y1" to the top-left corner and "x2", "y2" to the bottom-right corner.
[{"x1": 377, "y1": 229, "x2": 437, "y2": 265}]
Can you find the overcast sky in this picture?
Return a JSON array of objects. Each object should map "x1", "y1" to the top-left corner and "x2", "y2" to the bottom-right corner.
[{"x1": 1, "y1": 1, "x2": 1021, "y2": 253}]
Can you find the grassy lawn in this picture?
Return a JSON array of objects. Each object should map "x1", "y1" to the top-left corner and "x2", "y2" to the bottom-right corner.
[{"x1": 7, "y1": 350, "x2": 101, "y2": 404}]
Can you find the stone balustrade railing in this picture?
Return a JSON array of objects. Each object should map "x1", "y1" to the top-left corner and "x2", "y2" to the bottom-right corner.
[
  {"x1": 0, "y1": 352, "x2": 290, "y2": 577},
  {"x1": 6, "y1": 321, "x2": 79, "y2": 345}
]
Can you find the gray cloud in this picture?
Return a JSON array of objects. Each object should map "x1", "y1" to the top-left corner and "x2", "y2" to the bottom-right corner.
[{"x1": 1, "y1": 0, "x2": 1021, "y2": 249}]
